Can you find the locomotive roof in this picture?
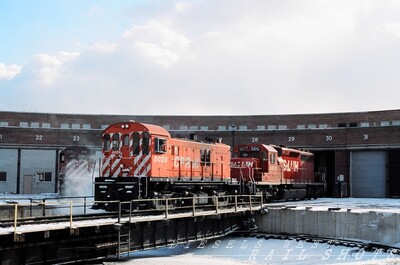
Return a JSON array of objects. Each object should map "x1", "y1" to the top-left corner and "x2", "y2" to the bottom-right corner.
[
  {"x1": 262, "y1": 144, "x2": 278, "y2": 152},
  {"x1": 235, "y1": 143, "x2": 312, "y2": 155},
  {"x1": 234, "y1": 143, "x2": 277, "y2": 152},
  {"x1": 104, "y1": 121, "x2": 171, "y2": 138}
]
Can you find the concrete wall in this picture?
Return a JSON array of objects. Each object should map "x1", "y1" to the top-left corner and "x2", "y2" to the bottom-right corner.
[
  {"x1": 0, "y1": 149, "x2": 18, "y2": 193},
  {"x1": 256, "y1": 208, "x2": 400, "y2": 244}
]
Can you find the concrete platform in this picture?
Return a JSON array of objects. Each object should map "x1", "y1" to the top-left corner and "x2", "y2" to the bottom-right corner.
[{"x1": 256, "y1": 198, "x2": 400, "y2": 245}]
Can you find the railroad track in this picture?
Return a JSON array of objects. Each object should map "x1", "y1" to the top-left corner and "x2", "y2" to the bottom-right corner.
[{"x1": 236, "y1": 232, "x2": 400, "y2": 255}]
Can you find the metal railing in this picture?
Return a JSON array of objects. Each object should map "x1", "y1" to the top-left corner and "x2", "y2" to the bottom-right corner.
[
  {"x1": 0, "y1": 195, "x2": 263, "y2": 241},
  {"x1": 114, "y1": 194, "x2": 263, "y2": 221},
  {"x1": 0, "y1": 196, "x2": 94, "y2": 218}
]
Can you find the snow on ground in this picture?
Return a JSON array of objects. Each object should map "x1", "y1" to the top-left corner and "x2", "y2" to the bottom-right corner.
[
  {"x1": 266, "y1": 198, "x2": 400, "y2": 214},
  {"x1": 3, "y1": 196, "x2": 400, "y2": 264},
  {"x1": 104, "y1": 237, "x2": 400, "y2": 265},
  {"x1": 0, "y1": 217, "x2": 119, "y2": 234},
  {"x1": 2, "y1": 196, "x2": 400, "y2": 213},
  {"x1": 2, "y1": 195, "x2": 400, "y2": 212},
  {"x1": 0, "y1": 193, "x2": 59, "y2": 204}
]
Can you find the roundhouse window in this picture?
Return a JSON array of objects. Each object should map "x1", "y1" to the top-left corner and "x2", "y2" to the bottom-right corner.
[{"x1": 0, "y1": 172, "x2": 6, "y2": 181}]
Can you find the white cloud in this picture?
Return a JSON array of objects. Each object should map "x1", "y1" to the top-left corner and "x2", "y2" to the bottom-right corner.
[
  {"x1": 376, "y1": 23, "x2": 400, "y2": 39},
  {"x1": 123, "y1": 20, "x2": 191, "y2": 68},
  {"x1": 133, "y1": 41, "x2": 179, "y2": 67},
  {"x1": 2, "y1": 1, "x2": 400, "y2": 115},
  {"x1": 88, "y1": 42, "x2": 118, "y2": 53},
  {"x1": 25, "y1": 52, "x2": 79, "y2": 86},
  {"x1": 0, "y1": 63, "x2": 22, "y2": 81},
  {"x1": 175, "y1": 2, "x2": 192, "y2": 13}
]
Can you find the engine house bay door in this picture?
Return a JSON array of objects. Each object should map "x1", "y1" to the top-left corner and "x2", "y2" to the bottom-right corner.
[{"x1": 350, "y1": 151, "x2": 387, "y2": 198}]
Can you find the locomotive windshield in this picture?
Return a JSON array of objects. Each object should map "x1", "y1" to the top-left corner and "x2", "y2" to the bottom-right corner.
[
  {"x1": 112, "y1": 134, "x2": 119, "y2": 151},
  {"x1": 132, "y1": 132, "x2": 140, "y2": 155},
  {"x1": 102, "y1": 134, "x2": 110, "y2": 151},
  {"x1": 238, "y1": 151, "x2": 260, "y2": 158},
  {"x1": 122, "y1": 134, "x2": 129, "y2": 146},
  {"x1": 142, "y1": 132, "x2": 150, "y2": 155}
]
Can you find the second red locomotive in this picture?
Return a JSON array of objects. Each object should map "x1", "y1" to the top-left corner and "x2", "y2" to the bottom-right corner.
[
  {"x1": 231, "y1": 143, "x2": 322, "y2": 200},
  {"x1": 94, "y1": 121, "x2": 324, "y2": 209}
]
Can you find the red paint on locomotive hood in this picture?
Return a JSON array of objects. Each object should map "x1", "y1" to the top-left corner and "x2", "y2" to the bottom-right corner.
[
  {"x1": 100, "y1": 121, "x2": 231, "y2": 180},
  {"x1": 230, "y1": 144, "x2": 277, "y2": 182},
  {"x1": 101, "y1": 122, "x2": 171, "y2": 178},
  {"x1": 230, "y1": 143, "x2": 315, "y2": 184}
]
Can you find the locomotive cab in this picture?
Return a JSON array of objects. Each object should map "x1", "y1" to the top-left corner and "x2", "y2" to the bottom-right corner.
[
  {"x1": 231, "y1": 144, "x2": 281, "y2": 183},
  {"x1": 100, "y1": 123, "x2": 168, "y2": 178}
]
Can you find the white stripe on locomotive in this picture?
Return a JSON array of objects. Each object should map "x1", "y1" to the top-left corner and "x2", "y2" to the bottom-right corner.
[
  {"x1": 137, "y1": 151, "x2": 151, "y2": 176},
  {"x1": 101, "y1": 156, "x2": 110, "y2": 177}
]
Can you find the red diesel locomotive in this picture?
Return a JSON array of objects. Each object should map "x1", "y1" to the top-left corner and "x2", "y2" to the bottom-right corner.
[
  {"x1": 94, "y1": 121, "x2": 234, "y2": 208},
  {"x1": 231, "y1": 144, "x2": 323, "y2": 200},
  {"x1": 94, "y1": 121, "x2": 324, "y2": 209}
]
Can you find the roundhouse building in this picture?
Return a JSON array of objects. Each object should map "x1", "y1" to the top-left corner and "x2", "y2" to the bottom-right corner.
[{"x1": 1, "y1": 110, "x2": 400, "y2": 197}]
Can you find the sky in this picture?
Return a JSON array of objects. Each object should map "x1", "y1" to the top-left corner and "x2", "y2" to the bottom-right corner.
[{"x1": 1, "y1": 0, "x2": 400, "y2": 115}]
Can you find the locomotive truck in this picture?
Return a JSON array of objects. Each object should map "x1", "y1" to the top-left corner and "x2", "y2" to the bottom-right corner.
[{"x1": 93, "y1": 121, "x2": 324, "y2": 210}]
